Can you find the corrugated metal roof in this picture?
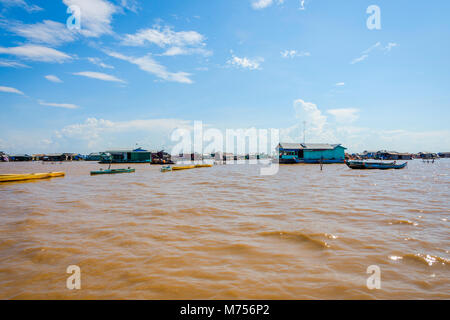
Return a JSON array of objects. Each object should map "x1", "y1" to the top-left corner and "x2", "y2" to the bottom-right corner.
[
  {"x1": 278, "y1": 143, "x2": 345, "y2": 150},
  {"x1": 278, "y1": 143, "x2": 304, "y2": 149}
]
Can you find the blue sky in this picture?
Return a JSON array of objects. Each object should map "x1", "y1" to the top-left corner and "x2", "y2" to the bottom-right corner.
[{"x1": 0, "y1": 0, "x2": 449, "y2": 154}]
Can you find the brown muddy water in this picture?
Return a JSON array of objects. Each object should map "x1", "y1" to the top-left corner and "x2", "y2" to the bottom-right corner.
[{"x1": 0, "y1": 160, "x2": 448, "y2": 299}]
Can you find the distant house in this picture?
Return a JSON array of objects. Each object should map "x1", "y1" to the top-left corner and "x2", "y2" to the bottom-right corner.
[
  {"x1": 417, "y1": 152, "x2": 438, "y2": 159},
  {"x1": 102, "y1": 148, "x2": 152, "y2": 163},
  {"x1": 42, "y1": 153, "x2": 81, "y2": 161},
  {"x1": 277, "y1": 143, "x2": 347, "y2": 164},
  {"x1": 10, "y1": 154, "x2": 33, "y2": 161},
  {"x1": 85, "y1": 153, "x2": 103, "y2": 161},
  {"x1": 438, "y1": 152, "x2": 450, "y2": 158},
  {"x1": 361, "y1": 150, "x2": 378, "y2": 159},
  {"x1": 32, "y1": 154, "x2": 46, "y2": 161},
  {"x1": 378, "y1": 151, "x2": 413, "y2": 160}
]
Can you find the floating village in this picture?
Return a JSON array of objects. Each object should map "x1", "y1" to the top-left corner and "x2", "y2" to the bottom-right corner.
[{"x1": 0, "y1": 142, "x2": 448, "y2": 182}]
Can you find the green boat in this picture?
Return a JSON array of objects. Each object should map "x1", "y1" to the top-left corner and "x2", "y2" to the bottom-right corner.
[
  {"x1": 160, "y1": 166, "x2": 172, "y2": 172},
  {"x1": 90, "y1": 168, "x2": 135, "y2": 175}
]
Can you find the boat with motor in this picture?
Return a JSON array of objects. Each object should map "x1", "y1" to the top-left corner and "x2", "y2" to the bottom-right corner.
[{"x1": 346, "y1": 161, "x2": 407, "y2": 170}]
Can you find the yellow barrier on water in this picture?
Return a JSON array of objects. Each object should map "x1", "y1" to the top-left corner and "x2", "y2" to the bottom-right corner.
[
  {"x1": 195, "y1": 164, "x2": 213, "y2": 168},
  {"x1": 172, "y1": 165, "x2": 196, "y2": 171},
  {"x1": 0, "y1": 172, "x2": 65, "y2": 183}
]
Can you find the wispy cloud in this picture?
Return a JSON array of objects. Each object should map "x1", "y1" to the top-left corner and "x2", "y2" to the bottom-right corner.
[
  {"x1": 335, "y1": 82, "x2": 345, "y2": 86},
  {"x1": 38, "y1": 100, "x2": 79, "y2": 109},
  {"x1": 45, "y1": 75, "x2": 63, "y2": 83},
  {"x1": 73, "y1": 71, "x2": 126, "y2": 83},
  {"x1": 87, "y1": 57, "x2": 114, "y2": 69},
  {"x1": 0, "y1": 59, "x2": 29, "y2": 68},
  {"x1": 362, "y1": 42, "x2": 381, "y2": 54},
  {"x1": 351, "y1": 42, "x2": 398, "y2": 64},
  {"x1": 251, "y1": 0, "x2": 284, "y2": 10},
  {"x1": 122, "y1": 25, "x2": 205, "y2": 47},
  {"x1": 8, "y1": 20, "x2": 77, "y2": 46},
  {"x1": 0, "y1": 0, "x2": 42, "y2": 13},
  {"x1": 0, "y1": 85, "x2": 24, "y2": 95},
  {"x1": 350, "y1": 54, "x2": 368, "y2": 65},
  {"x1": 227, "y1": 53, "x2": 263, "y2": 70},
  {"x1": 118, "y1": 0, "x2": 140, "y2": 13},
  {"x1": 384, "y1": 42, "x2": 398, "y2": 52},
  {"x1": 0, "y1": 45, "x2": 72, "y2": 63},
  {"x1": 107, "y1": 51, "x2": 193, "y2": 84},
  {"x1": 281, "y1": 50, "x2": 310, "y2": 58},
  {"x1": 121, "y1": 24, "x2": 209, "y2": 57},
  {"x1": 161, "y1": 46, "x2": 212, "y2": 57}
]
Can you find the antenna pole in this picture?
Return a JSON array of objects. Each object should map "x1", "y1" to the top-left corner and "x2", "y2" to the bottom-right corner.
[{"x1": 303, "y1": 121, "x2": 306, "y2": 144}]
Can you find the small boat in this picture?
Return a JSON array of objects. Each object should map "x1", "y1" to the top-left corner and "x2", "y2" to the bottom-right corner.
[
  {"x1": 90, "y1": 168, "x2": 135, "y2": 175},
  {"x1": 346, "y1": 161, "x2": 407, "y2": 170},
  {"x1": 172, "y1": 165, "x2": 196, "y2": 171},
  {"x1": 195, "y1": 164, "x2": 213, "y2": 168},
  {"x1": 160, "y1": 166, "x2": 172, "y2": 172},
  {"x1": 0, "y1": 172, "x2": 65, "y2": 183}
]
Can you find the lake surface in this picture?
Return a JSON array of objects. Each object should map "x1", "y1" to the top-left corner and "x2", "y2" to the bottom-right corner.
[{"x1": 0, "y1": 159, "x2": 448, "y2": 299}]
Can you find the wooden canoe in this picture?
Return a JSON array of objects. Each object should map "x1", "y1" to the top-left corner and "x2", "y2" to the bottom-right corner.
[
  {"x1": 346, "y1": 161, "x2": 407, "y2": 170},
  {"x1": 90, "y1": 168, "x2": 135, "y2": 175}
]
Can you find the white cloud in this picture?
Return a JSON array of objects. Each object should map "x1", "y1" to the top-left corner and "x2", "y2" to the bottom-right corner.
[
  {"x1": 122, "y1": 25, "x2": 205, "y2": 47},
  {"x1": 293, "y1": 99, "x2": 328, "y2": 135},
  {"x1": 161, "y1": 46, "x2": 212, "y2": 57},
  {"x1": 281, "y1": 50, "x2": 310, "y2": 58},
  {"x1": 73, "y1": 71, "x2": 125, "y2": 83},
  {"x1": 282, "y1": 99, "x2": 450, "y2": 153},
  {"x1": 351, "y1": 42, "x2": 398, "y2": 64},
  {"x1": 0, "y1": 85, "x2": 24, "y2": 95},
  {"x1": 107, "y1": 51, "x2": 193, "y2": 84},
  {"x1": 118, "y1": 0, "x2": 140, "y2": 13},
  {"x1": 39, "y1": 101, "x2": 79, "y2": 109},
  {"x1": 384, "y1": 42, "x2": 398, "y2": 52},
  {"x1": 362, "y1": 42, "x2": 381, "y2": 54},
  {"x1": 327, "y1": 108, "x2": 359, "y2": 123},
  {"x1": 54, "y1": 117, "x2": 192, "y2": 151},
  {"x1": 8, "y1": 20, "x2": 77, "y2": 46},
  {"x1": 0, "y1": 59, "x2": 29, "y2": 68},
  {"x1": 0, "y1": 0, "x2": 42, "y2": 12},
  {"x1": 121, "y1": 25, "x2": 210, "y2": 57},
  {"x1": 87, "y1": 57, "x2": 114, "y2": 69},
  {"x1": 227, "y1": 54, "x2": 263, "y2": 70},
  {"x1": 251, "y1": 0, "x2": 284, "y2": 10},
  {"x1": 45, "y1": 75, "x2": 63, "y2": 83},
  {"x1": 0, "y1": 45, "x2": 72, "y2": 63},
  {"x1": 62, "y1": 0, "x2": 118, "y2": 37},
  {"x1": 350, "y1": 54, "x2": 368, "y2": 64},
  {"x1": 335, "y1": 82, "x2": 345, "y2": 86}
]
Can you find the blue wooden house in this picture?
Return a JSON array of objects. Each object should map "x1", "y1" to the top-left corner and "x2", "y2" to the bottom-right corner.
[{"x1": 277, "y1": 143, "x2": 347, "y2": 164}]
